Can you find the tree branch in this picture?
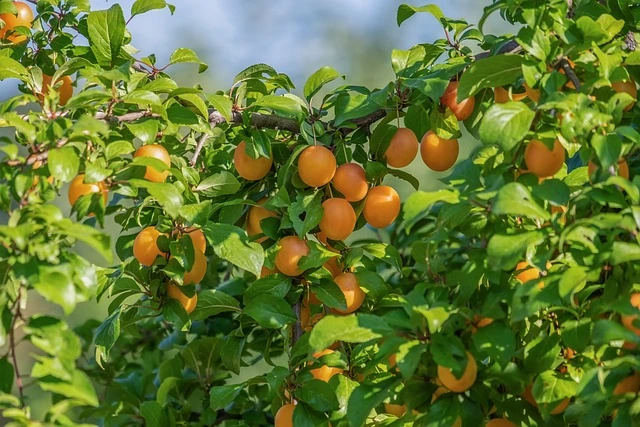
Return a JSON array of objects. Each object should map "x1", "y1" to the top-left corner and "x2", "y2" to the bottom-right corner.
[
  {"x1": 292, "y1": 301, "x2": 303, "y2": 346},
  {"x1": 474, "y1": 40, "x2": 521, "y2": 60},
  {"x1": 556, "y1": 58, "x2": 581, "y2": 91},
  {"x1": 9, "y1": 291, "x2": 24, "y2": 407}
]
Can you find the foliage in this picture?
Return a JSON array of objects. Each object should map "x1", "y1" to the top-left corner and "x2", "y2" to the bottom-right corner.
[{"x1": 0, "y1": 0, "x2": 639, "y2": 426}]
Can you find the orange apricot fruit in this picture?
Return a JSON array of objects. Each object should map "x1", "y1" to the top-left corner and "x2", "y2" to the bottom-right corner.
[
  {"x1": 621, "y1": 293, "x2": 640, "y2": 336},
  {"x1": 274, "y1": 236, "x2": 309, "y2": 277},
  {"x1": 441, "y1": 80, "x2": 475, "y2": 121},
  {"x1": 319, "y1": 198, "x2": 357, "y2": 241},
  {"x1": 310, "y1": 349, "x2": 343, "y2": 382},
  {"x1": 0, "y1": 2, "x2": 32, "y2": 43},
  {"x1": 39, "y1": 75, "x2": 73, "y2": 106},
  {"x1": 332, "y1": 163, "x2": 368, "y2": 202},
  {"x1": 437, "y1": 351, "x2": 477, "y2": 393},
  {"x1": 384, "y1": 403, "x2": 407, "y2": 418},
  {"x1": 68, "y1": 174, "x2": 108, "y2": 207},
  {"x1": 588, "y1": 158, "x2": 629, "y2": 180},
  {"x1": 613, "y1": 372, "x2": 640, "y2": 395},
  {"x1": 332, "y1": 272, "x2": 366, "y2": 314},
  {"x1": 233, "y1": 141, "x2": 273, "y2": 181},
  {"x1": 177, "y1": 249, "x2": 207, "y2": 285},
  {"x1": 385, "y1": 128, "x2": 419, "y2": 168},
  {"x1": 246, "y1": 198, "x2": 278, "y2": 242},
  {"x1": 166, "y1": 283, "x2": 197, "y2": 314},
  {"x1": 134, "y1": 144, "x2": 171, "y2": 183},
  {"x1": 613, "y1": 78, "x2": 637, "y2": 111},
  {"x1": 363, "y1": 185, "x2": 400, "y2": 228},
  {"x1": 486, "y1": 419, "x2": 516, "y2": 427},
  {"x1": 133, "y1": 227, "x2": 167, "y2": 267},
  {"x1": 524, "y1": 139, "x2": 565, "y2": 178},
  {"x1": 298, "y1": 145, "x2": 336, "y2": 187},
  {"x1": 274, "y1": 403, "x2": 296, "y2": 427},
  {"x1": 420, "y1": 131, "x2": 459, "y2": 172}
]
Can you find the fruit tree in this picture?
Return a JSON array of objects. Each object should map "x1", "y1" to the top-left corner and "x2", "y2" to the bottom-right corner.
[{"x1": 0, "y1": 0, "x2": 639, "y2": 426}]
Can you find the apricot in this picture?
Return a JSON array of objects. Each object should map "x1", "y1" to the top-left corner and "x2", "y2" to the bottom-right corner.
[
  {"x1": 437, "y1": 351, "x2": 477, "y2": 393},
  {"x1": 274, "y1": 236, "x2": 309, "y2": 277},
  {"x1": 298, "y1": 145, "x2": 336, "y2": 187},
  {"x1": 332, "y1": 163, "x2": 368, "y2": 202},
  {"x1": 420, "y1": 131, "x2": 459, "y2": 172}
]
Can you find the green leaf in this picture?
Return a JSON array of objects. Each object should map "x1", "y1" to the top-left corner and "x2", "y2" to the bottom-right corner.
[
  {"x1": 32, "y1": 265, "x2": 76, "y2": 315},
  {"x1": 169, "y1": 48, "x2": 208, "y2": 73},
  {"x1": 362, "y1": 243, "x2": 402, "y2": 272},
  {"x1": 524, "y1": 335, "x2": 561, "y2": 374},
  {"x1": 0, "y1": 358, "x2": 13, "y2": 393},
  {"x1": 610, "y1": 242, "x2": 640, "y2": 265},
  {"x1": 472, "y1": 322, "x2": 516, "y2": 367},
  {"x1": 220, "y1": 335, "x2": 245, "y2": 375},
  {"x1": 576, "y1": 14, "x2": 624, "y2": 45},
  {"x1": 479, "y1": 101, "x2": 535, "y2": 151},
  {"x1": 311, "y1": 280, "x2": 348, "y2": 311},
  {"x1": 140, "y1": 401, "x2": 167, "y2": 427},
  {"x1": 234, "y1": 63, "x2": 277, "y2": 83},
  {"x1": 129, "y1": 179, "x2": 184, "y2": 219},
  {"x1": 131, "y1": 0, "x2": 169, "y2": 17},
  {"x1": 55, "y1": 220, "x2": 112, "y2": 262},
  {"x1": 244, "y1": 275, "x2": 291, "y2": 305},
  {"x1": 558, "y1": 266, "x2": 588, "y2": 298},
  {"x1": 48, "y1": 147, "x2": 80, "y2": 183},
  {"x1": 191, "y1": 289, "x2": 240, "y2": 321},
  {"x1": 309, "y1": 314, "x2": 391, "y2": 352},
  {"x1": 397, "y1": 4, "x2": 444, "y2": 26},
  {"x1": 209, "y1": 384, "x2": 244, "y2": 411},
  {"x1": 430, "y1": 107, "x2": 461, "y2": 140},
  {"x1": 296, "y1": 380, "x2": 340, "y2": 412},
  {"x1": 347, "y1": 378, "x2": 397, "y2": 427},
  {"x1": 206, "y1": 94, "x2": 233, "y2": 122},
  {"x1": 493, "y1": 183, "x2": 550, "y2": 220},
  {"x1": 195, "y1": 172, "x2": 240, "y2": 197},
  {"x1": 288, "y1": 192, "x2": 323, "y2": 237},
  {"x1": 457, "y1": 55, "x2": 525, "y2": 100},
  {"x1": 487, "y1": 231, "x2": 545, "y2": 270},
  {"x1": 156, "y1": 377, "x2": 179, "y2": 405},
  {"x1": 204, "y1": 223, "x2": 264, "y2": 277},
  {"x1": 532, "y1": 371, "x2": 578, "y2": 412},
  {"x1": 413, "y1": 306, "x2": 450, "y2": 334},
  {"x1": 403, "y1": 189, "x2": 459, "y2": 224},
  {"x1": 591, "y1": 133, "x2": 622, "y2": 169},
  {"x1": 243, "y1": 294, "x2": 296, "y2": 328},
  {"x1": 87, "y1": 5, "x2": 126, "y2": 67},
  {"x1": 123, "y1": 90, "x2": 162, "y2": 106},
  {"x1": 387, "y1": 167, "x2": 420, "y2": 191},
  {"x1": 391, "y1": 46, "x2": 428, "y2": 76},
  {"x1": 333, "y1": 92, "x2": 379, "y2": 127},
  {"x1": 0, "y1": 57, "x2": 28, "y2": 81},
  {"x1": 250, "y1": 95, "x2": 304, "y2": 118},
  {"x1": 304, "y1": 66, "x2": 341, "y2": 101},
  {"x1": 516, "y1": 27, "x2": 551, "y2": 61},
  {"x1": 39, "y1": 371, "x2": 99, "y2": 407}
]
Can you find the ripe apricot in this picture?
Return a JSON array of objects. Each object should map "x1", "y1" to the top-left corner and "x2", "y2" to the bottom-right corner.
[
  {"x1": 274, "y1": 236, "x2": 309, "y2": 276},
  {"x1": 0, "y1": 2, "x2": 33, "y2": 43},
  {"x1": 494, "y1": 84, "x2": 539, "y2": 103},
  {"x1": 261, "y1": 265, "x2": 278, "y2": 277},
  {"x1": 612, "y1": 78, "x2": 637, "y2": 111},
  {"x1": 180, "y1": 249, "x2": 207, "y2": 285},
  {"x1": 39, "y1": 75, "x2": 73, "y2": 106},
  {"x1": 247, "y1": 198, "x2": 278, "y2": 242},
  {"x1": 431, "y1": 386, "x2": 449, "y2": 402},
  {"x1": 384, "y1": 403, "x2": 407, "y2": 417},
  {"x1": 420, "y1": 131, "x2": 459, "y2": 172},
  {"x1": 186, "y1": 227, "x2": 206, "y2": 253},
  {"x1": 524, "y1": 139, "x2": 565, "y2": 178},
  {"x1": 621, "y1": 293, "x2": 640, "y2": 336},
  {"x1": 68, "y1": 174, "x2": 108, "y2": 207},
  {"x1": 613, "y1": 372, "x2": 640, "y2": 395},
  {"x1": 441, "y1": 81, "x2": 475, "y2": 121},
  {"x1": 310, "y1": 349, "x2": 343, "y2": 382},
  {"x1": 324, "y1": 256, "x2": 342, "y2": 278},
  {"x1": 166, "y1": 283, "x2": 197, "y2": 314},
  {"x1": 300, "y1": 302, "x2": 324, "y2": 332},
  {"x1": 588, "y1": 158, "x2": 629, "y2": 180},
  {"x1": 437, "y1": 351, "x2": 477, "y2": 393},
  {"x1": 298, "y1": 145, "x2": 336, "y2": 187},
  {"x1": 363, "y1": 185, "x2": 400, "y2": 228},
  {"x1": 470, "y1": 315, "x2": 494, "y2": 333},
  {"x1": 274, "y1": 403, "x2": 296, "y2": 427},
  {"x1": 133, "y1": 227, "x2": 167, "y2": 267},
  {"x1": 332, "y1": 163, "x2": 368, "y2": 202},
  {"x1": 385, "y1": 128, "x2": 419, "y2": 168},
  {"x1": 134, "y1": 144, "x2": 171, "y2": 183},
  {"x1": 234, "y1": 141, "x2": 273, "y2": 181},
  {"x1": 319, "y1": 198, "x2": 357, "y2": 241},
  {"x1": 515, "y1": 261, "x2": 551, "y2": 289},
  {"x1": 486, "y1": 419, "x2": 516, "y2": 427},
  {"x1": 332, "y1": 272, "x2": 365, "y2": 314}
]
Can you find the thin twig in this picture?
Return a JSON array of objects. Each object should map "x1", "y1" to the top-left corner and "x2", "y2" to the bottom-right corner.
[
  {"x1": 9, "y1": 290, "x2": 24, "y2": 406},
  {"x1": 190, "y1": 133, "x2": 209, "y2": 167},
  {"x1": 292, "y1": 301, "x2": 303, "y2": 345}
]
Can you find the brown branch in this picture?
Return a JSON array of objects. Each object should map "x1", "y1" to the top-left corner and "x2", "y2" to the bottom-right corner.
[
  {"x1": 556, "y1": 58, "x2": 581, "y2": 91},
  {"x1": 292, "y1": 301, "x2": 303, "y2": 346},
  {"x1": 9, "y1": 290, "x2": 24, "y2": 406},
  {"x1": 190, "y1": 133, "x2": 209, "y2": 167},
  {"x1": 474, "y1": 40, "x2": 521, "y2": 60}
]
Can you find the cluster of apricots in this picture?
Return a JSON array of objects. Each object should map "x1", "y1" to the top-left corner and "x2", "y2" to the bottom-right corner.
[{"x1": 1, "y1": 2, "x2": 75, "y2": 106}]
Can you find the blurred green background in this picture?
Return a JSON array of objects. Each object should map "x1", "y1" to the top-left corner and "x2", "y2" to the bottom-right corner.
[{"x1": 1, "y1": 0, "x2": 515, "y2": 416}]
